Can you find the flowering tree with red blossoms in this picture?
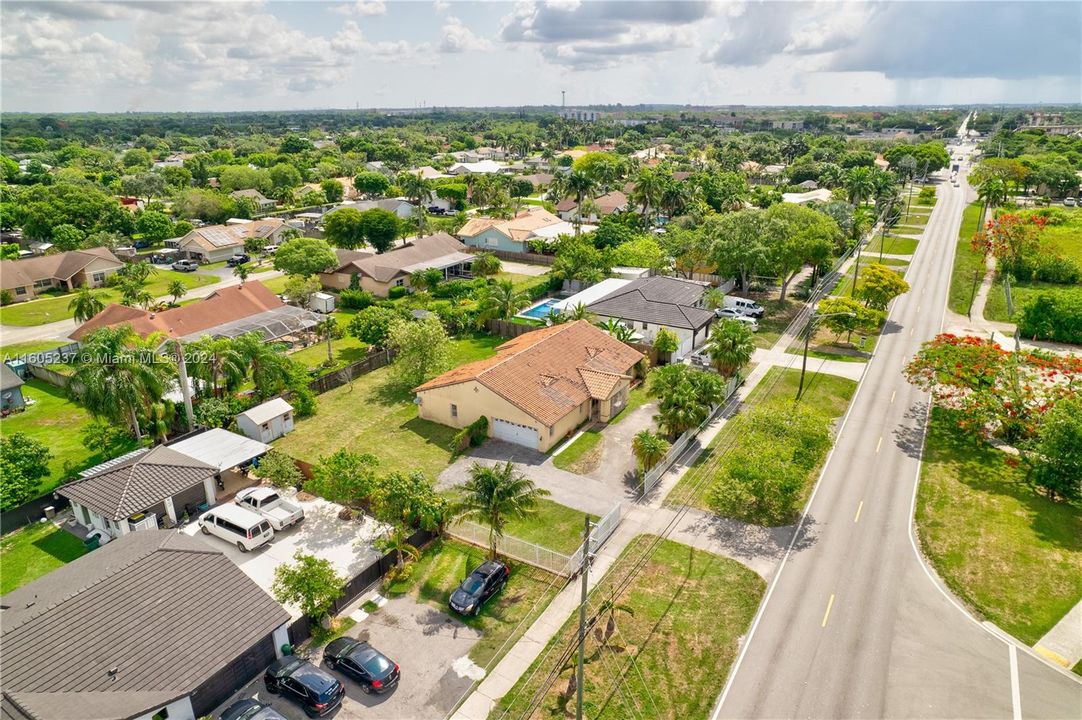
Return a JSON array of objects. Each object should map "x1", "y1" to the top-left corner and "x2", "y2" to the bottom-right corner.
[{"x1": 970, "y1": 212, "x2": 1046, "y2": 266}]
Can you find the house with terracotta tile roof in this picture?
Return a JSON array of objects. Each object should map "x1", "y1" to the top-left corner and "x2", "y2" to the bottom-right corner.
[
  {"x1": 413, "y1": 321, "x2": 643, "y2": 451},
  {"x1": 0, "y1": 248, "x2": 124, "y2": 303},
  {"x1": 555, "y1": 190, "x2": 628, "y2": 223}
]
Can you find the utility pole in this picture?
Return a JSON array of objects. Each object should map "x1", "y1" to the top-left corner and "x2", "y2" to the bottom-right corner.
[
  {"x1": 576, "y1": 513, "x2": 592, "y2": 720},
  {"x1": 173, "y1": 339, "x2": 195, "y2": 431},
  {"x1": 797, "y1": 315, "x2": 814, "y2": 400}
]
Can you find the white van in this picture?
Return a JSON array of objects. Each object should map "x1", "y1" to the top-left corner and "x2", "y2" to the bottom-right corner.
[
  {"x1": 198, "y1": 504, "x2": 273, "y2": 552},
  {"x1": 722, "y1": 296, "x2": 765, "y2": 318}
]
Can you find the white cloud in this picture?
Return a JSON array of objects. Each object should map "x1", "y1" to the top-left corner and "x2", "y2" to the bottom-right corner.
[
  {"x1": 433, "y1": 0, "x2": 450, "y2": 13},
  {"x1": 440, "y1": 16, "x2": 492, "y2": 53},
  {"x1": 330, "y1": 0, "x2": 386, "y2": 16}
]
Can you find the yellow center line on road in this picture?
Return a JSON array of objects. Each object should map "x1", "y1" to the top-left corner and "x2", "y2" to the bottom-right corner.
[
  {"x1": 854, "y1": 501, "x2": 864, "y2": 523},
  {"x1": 876, "y1": 436, "x2": 883, "y2": 453},
  {"x1": 822, "y1": 594, "x2": 836, "y2": 627}
]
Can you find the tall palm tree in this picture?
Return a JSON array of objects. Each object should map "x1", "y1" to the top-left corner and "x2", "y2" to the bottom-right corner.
[
  {"x1": 977, "y1": 177, "x2": 1008, "y2": 227},
  {"x1": 316, "y1": 316, "x2": 336, "y2": 364},
  {"x1": 397, "y1": 171, "x2": 432, "y2": 208},
  {"x1": 67, "y1": 326, "x2": 174, "y2": 441},
  {"x1": 188, "y1": 335, "x2": 246, "y2": 397},
  {"x1": 167, "y1": 279, "x2": 187, "y2": 305},
  {"x1": 573, "y1": 197, "x2": 599, "y2": 236},
  {"x1": 68, "y1": 286, "x2": 104, "y2": 323},
  {"x1": 233, "y1": 332, "x2": 292, "y2": 400},
  {"x1": 706, "y1": 319, "x2": 755, "y2": 377},
  {"x1": 477, "y1": 280, "x2": 529, "y2": 323},
  {"x1": 630, "y1": 167, "x2": 665, "y2": 219},
  {"x1": 145, "y1": 401, "x2": 175, "y2": 444},
  {"x1": 454, "y1": 461, "x2": 550, "y2": 559},
  {"x1": 845, "y1": 167, "x2": 876, "y2": 206},
  {"x1": 631, "y1": 429, "x2": 670, "y2": 472}
]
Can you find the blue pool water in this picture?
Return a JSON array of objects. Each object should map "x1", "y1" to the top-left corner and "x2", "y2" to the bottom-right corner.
[{"x1": 520, "y1": 299, "x2": 561, "y2": 320}]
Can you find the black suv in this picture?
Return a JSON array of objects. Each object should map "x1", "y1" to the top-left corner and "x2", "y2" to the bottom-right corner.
[
  {"x1": 324, "y1": 638, "x2": 400, "y2": 694},
  {"x1": 227, "y1": 253, "x2": 251, "y2": 266},
  {"x1": 219, "y1": 698, "x2": 286, "y2": 720},
  {"x1": 449, "y1": 560, "x2": 509, "y2": 616},
  {"x1": 264, "y1": 656, "x2": 344, "y2": 717}
]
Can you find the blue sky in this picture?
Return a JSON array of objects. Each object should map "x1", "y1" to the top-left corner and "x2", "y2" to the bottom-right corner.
[{"x1": 2, "y1": 1, "x2": 1079, "y2": 112}]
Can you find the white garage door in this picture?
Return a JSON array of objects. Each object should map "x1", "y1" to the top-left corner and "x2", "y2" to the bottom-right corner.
[{"x1": 492, "y1": 418, "x2": 539, "y2": 449}]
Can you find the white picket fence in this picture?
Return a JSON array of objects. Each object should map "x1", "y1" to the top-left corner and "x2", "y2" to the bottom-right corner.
[
  {"x1": 446, "y1": 520, "x2": 576, "y2": 576},
  {"x1": 566, "y1": 502, "x2": 623, "y2": 576}
]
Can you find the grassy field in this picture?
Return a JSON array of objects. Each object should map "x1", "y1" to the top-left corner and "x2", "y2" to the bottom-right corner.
[
  {"x1": 552, "y1": 429, "x2": 603, "y2": 473},
  {"x1": 916, "y1": 408, "x2": 1082, "y2": 645},
  {"x1": 753, "y1": 298, "x2": 801, "y2": 349},
  {"x1": 383, "y1": 538, "x2": 561, "y2": 668},
  {"x1": 947, "y1": 202, "x2": 987, "y2": 315},
  {"x1": 0, "y1": 379, "x2": 139, "y2": 495},
  {"x1": 0, "y1": 270, "x2": 217, "y2": 326},
  {"x1": 276, "y1": 334, "x2": 503, "y2": 479},
  {"x1": 667, "y1": 367, "x2": 857, "y2": 512},
  {"x1": 865, "y1": 234, "x2": 919, "y2": 256},
  {"x1": 0, "y1": 522, "x2": 88, "y2": 594},
  {"x1": 1, "y1": 340, "x2": 67, "y2": 361},
  {"x1": 495, "y1": 536, "x2": 765, "y2": 720},
  {"x1": 495, "y1": 499, "x2": 598, "y2": 555},
  {"x1": 287, "y1": 308, "x2": 367, "y2": 371},
  {"x1": 1041, "y1": 208, "x2": 1082, "y2": 264}
]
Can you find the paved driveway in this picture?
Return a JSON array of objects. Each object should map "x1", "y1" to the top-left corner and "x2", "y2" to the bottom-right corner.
[
  {"x1": 216, "y1": 595, "x2": 482, "y2": 720},
  {"x1": 584, "y1": 401, "x2": 657, "y2": 497},
  {"x1": 183, "y1": 494, "x2": 386, "y2": 616}
]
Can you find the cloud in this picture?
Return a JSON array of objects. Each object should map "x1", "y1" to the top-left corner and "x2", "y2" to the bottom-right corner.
[
  {"x1": 433, "y1": 0, "x2": 450, "y2": 13},
  {"x1": 440, "y1": 16, "x2": 492, "y2": 53},
  {"x1": 330, "y1": 0, "x2": 386, "y2": 16}
]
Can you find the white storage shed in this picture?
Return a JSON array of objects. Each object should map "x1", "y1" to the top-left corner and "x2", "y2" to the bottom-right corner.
[{"x1": 236, "y1": 398, "x2": 295, "y2": 443}]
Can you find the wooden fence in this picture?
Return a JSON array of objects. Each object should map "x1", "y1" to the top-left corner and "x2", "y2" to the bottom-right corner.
[
  {"x1": 484, "y1": 318, "x2": 543, "y2": 339},
  {"x1": 466, "y1": 247, "x2": 556, "y2": 266},
  {"x1": 305, "y1": 348, "x2": 396, "y2": 395}
]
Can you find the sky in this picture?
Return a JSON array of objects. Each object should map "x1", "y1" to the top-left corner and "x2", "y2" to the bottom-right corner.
[{"x1": 2, "y1": 0, "x2": 1080, "y2": 113}]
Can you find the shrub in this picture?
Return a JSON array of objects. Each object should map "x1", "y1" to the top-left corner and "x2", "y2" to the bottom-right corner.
[
  {"x1": 347, "y1": 306, "x2": 399, "y2": 345},
  {"x1": 917, "y1": 186, "x2": 936, "y2": 204},
  {"x1": 388, "y1": 285, "x2": 409, "y2": 300},
  {"x1": 1003, "y1": 253, "x2": 1080, "y2": 284},
  {"x1": 432, "y1": 278, "x2": 477, "y2": 299},
  {"x1": 0, "y1": 290, "x2": 13, "y2": 306},
  {"x1": 1018, "y1": 289, "x2": 1082, "y2": 344},
  {"x1": 338, "y1": 288, "x2": 374, "y2": 310},
  {"x1": 451, "y1": 415, "x2": 489, "y2": 455},
  {"x1": 258, "y1": 450, "x2": 304, "y2": 488}
]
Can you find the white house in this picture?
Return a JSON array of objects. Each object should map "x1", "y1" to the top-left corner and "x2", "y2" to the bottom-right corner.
[{"x1": 237, "y1": 397, "x2": 295, "y2": 443}]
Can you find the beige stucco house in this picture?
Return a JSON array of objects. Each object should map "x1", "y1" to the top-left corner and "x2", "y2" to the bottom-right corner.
[
  {"x1": 175, "y1": 219, "x2": 289, "y2": 263},
  {"x1": 320, "y1": 232, "x2": 473, "y2": 296},
  {"x1": 0, "y1": 248, "x2": 124, "y2": 303},
  {"x1": 414, "y1": 321, "x2": 644, "y2": 452}
]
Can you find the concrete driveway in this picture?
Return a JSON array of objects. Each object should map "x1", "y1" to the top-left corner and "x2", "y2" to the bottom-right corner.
[
  {"x1": 583, "y1": 401, "x2": 657, "y2": 495},
  {"x1": 216, "y1": 595, "x2": 482, "y2": 720},
  {"x1": 183, "y1": 494, "x2": 386, "y2": 617}
]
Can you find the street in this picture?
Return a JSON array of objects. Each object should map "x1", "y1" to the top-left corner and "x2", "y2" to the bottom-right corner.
[{"x1": 714, "y1": 129, "x2": 1082, "y2": 719}]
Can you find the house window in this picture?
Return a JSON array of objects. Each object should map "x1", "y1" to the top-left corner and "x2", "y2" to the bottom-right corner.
[
  {"x1": 486, "y1": 236, "x2": 499, "y2": 247},
  {"x1": 14, "y1": 287, "x2": 26, "y2": 296},
  {"x1": 92, "y1": 272, "x2": 106, "y2": 284},
  {"x1": 642, "y1": 322, "x2": 648, "y2": 330},
  {"x1": 33, "y1": 279, "x2": 52, "y2": 290},
  {"x1": 395, "y1": 278, "x2": 405, "y2": 287},
  {"x1": 262, "y1": 422, "x2": 270, "y2": 430},
  {"x1": 451, "y1": 404, "x2": 458, "y2": 418}
]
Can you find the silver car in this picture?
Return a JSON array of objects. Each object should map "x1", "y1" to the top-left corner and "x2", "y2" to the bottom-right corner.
[{"x1": 715, "y1": 309, "x2": 760, "y2": 331}]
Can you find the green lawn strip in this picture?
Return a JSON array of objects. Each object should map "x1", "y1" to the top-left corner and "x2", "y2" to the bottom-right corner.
[
  {"x1": 0, "y1": 379, "x2": 140, "y2": 495},
  {"x1": 1041, "y1": 211, "x2": 1082, "y2": 264},
  {"x1": 552, "y1": 429, "x2": 603, "y2": 473},
  {"x1": 383, "y1": 538, "x2": 561, "y2": 667},
  {"x1": 983, "y1": 279, "x2": 1073, "y2": 323},
  {"x1": 275, "y1": 335, "x2": 503, "y2": 479},
  {"x1": 1, "y1": 340, "x2": 67, "y2": 361},
  {"x1": 947, "y1": 202, "x2": 988, "y2": 315},
  {"x1": 865, "y1": 235, "x2": 919, "y2": 256},
  {"x1": 753, "y1": 298, "x2": 802, "y2": 349},
  {"x1": 916, "y1": 408, "x2": 1082, "y2": 644},
  {"x1": 260, "y1": 275, "x2": 290, "y2": 294},
  {"x1": 0, "y1": 270, "x2": 217, "y2": 326},
  {"x1": 0, "y1": 522, "x2": 88, "y2": 594},
  {"x1": 496, "y1": 499, "x2": 598, "y2": 555},
  {"x1": 611, "y1": 382, "x2": 651, "y2": 425},
  {"x1": 890, "y1": 225, "x2": 926, "y2": 235},
  {"x1": 309, "y1": 617, "x2": 357, "y2": 649},
  {"x1": 666, "y1": 367, "x2": 856, "y2": 511},
  {"x1": 496, "y1": 535, "x2": 765, "y2": 720}
]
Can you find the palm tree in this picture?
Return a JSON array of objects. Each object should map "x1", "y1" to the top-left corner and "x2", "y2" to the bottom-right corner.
[
  {"x1": 68, "y1": 286, "x2": 104, "y2": 323},
  {"x1": 573, "y1": 197, "x2": 599, "y2": 236},
  {"x1": 631, "y1": 429, "x2": 670, "y2": 472},
  {"x1": 845, "y1": 167, "x2": 876, "y2": 206},
  {"x1": 977, "y1": 177, "x2": 1008, "y2": 227},
  {"x1": 67, "y1": 326, "x2": 174, "y2": 441},
  {"x1": 188, "y1": 335, "x2": 246, "y2": 397},
  {"x1": 702, "y1": 288, "x2": 725, "y2": 311},
  {"x1": 630, "y1": 166, "x2": 665, "y2": 220},
  {"x1": 232, "y1": 263, "x2": 250, "y2": 285},
  {"x1": 594, "y1": 594, "x2": 636, "y2": 647},
  {"x1": 317, "y1": 316, "x2": 336, "y2": 364},
  {"x1": 167, "y1": 279, "x2": 187, "y2": 305},
  {"x1": 477, "y1": 280, "x2": 529, "y2": 323},
  {"x1": 398, "y1": 171, "x2": 432, "y2": 208},
  {"x1": 564, "y1": 303, "x2": 595, "y2": 322},
  {"x1": 597, "y1": 318, "x2": 635, "y2": 343},
  {"x1": 233, "y1": 332, "x2": 293, "y2": 400},
  {"x1": 706, "y1": 319, "x2": 755, "y2": 377},
  {"x1": 376, "y1": 524, "x2": 420, "y2": 569},
  {"x1": 471, "y1": 252, "x2": 502, "y2": 277},
  {"x1": 145, "y1": 401, "x2": 175, "y2": 444},
  {"x1": 454, "y1": 461, "x2": 550, "y2": 559}
]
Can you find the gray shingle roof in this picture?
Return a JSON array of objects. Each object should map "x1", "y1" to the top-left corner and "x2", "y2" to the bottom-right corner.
[
  {"x1": 587, "y1": 276, "x2": 715, "y2": 330},
  {"x1": 0, "y1": 531, "x2": 289, "y2": 720},
  {"x1": 57, "y1": 446, "x2": 215, "y2": 521},
  {"x1": 1, "y1": 364, "x2": 24, "y2": 391}
]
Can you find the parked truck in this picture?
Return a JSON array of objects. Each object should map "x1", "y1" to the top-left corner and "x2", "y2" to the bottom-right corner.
[
  {"x1": 722, "y1": 296, "x2": 765, "y2": 318},
  {"x1": 234, "y1": 487, "x2": 305, "y2": 530}
]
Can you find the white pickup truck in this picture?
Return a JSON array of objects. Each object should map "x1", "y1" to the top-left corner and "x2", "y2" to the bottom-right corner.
[{"x1": 234, "y1": 487, "x2": 305, "y2": 530}]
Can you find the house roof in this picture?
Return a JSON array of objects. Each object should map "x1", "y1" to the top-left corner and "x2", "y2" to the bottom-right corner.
[
  {"x1": 0, "y1": 530, "x2": 289, "y2": 720},
  {"x1": 329, "y1": 233, "x2": 469, "y2": 283},
  {"x1": 457, "y1": 207, "x2": 564, "y2": 242},
  {"x1": 556, "y1": 190, "x2": 627, "y2": 215},
  {"x1": 165, "y1": 428, "x2": 271, "y2": 471},
  {"x1": 238, "y1": 397, "x2": 294, "y2": 425},
  {"x1": 415, "y1": 321, "x2": 643, "y2": 427},
  {"x1": 0, "y1": 248, "x2": 123, "y2": 291},
  {"x1": 587, "y1": 275, "x2": 714, "y2": 330},
  {"x1": 229, "y1": 189, "x2": 273, "y2": 203},
  {"x1": 177, "y1": 219, "x2": 284, "y2": 253},
  {"x1": 71, "y1": 281, "x2": 284, "y2": 342},
  {"x1": 520, "y1": 173, "x2": 554, "y2": 187},
  {"x1": 57, "y1": 445, "x2": 215, "y2": 521},
  {"x1": 1, "y1": 364, "x2": 24, "y2": 391}
]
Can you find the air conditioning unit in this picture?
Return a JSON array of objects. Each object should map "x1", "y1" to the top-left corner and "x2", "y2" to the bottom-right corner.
[{"x1": 128, "y1": 512, "x2": 157, "y2": 532}]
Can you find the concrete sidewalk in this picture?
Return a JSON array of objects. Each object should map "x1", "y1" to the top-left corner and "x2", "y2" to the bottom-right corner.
[{"x1": 1034, "y1": 599, "x2": 1082, "y2": 669}]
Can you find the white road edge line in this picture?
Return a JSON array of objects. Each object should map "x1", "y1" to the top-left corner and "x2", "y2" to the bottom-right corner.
[{"x1": 1009, "y1": 644, "x2": 1022, "y2": 720}]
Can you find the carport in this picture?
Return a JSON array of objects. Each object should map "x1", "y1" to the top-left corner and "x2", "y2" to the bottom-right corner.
[{"x1": 168, "y1": 428, "x2": 270, "y2": 504}]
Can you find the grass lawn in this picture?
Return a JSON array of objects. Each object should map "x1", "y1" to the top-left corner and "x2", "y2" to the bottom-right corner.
[
  {"x1": 1, "y1": 340, "x2": 67, "y2": 361},
  {"x1": 287, "y1": 308, "x2": 368, "y2": 371},
  {"x1": 611, "y1": 382, "x2": 651, "y2": 424},
  {"x1": 0, "y1": 379, "x2": 140, "y2": 495},
  {"x1": 947, "y1": 202, "x2": 988, "y2": 315},
  {"x1": 666, "y1": 367, "x2": 857, "y2": 512},
  {"x1": 1041, "y1": 209, "x2": 1082, "y2": 264},
  {"x1": 0, "y1": 270, "x2": 217, "y2": 326},
  {"x1": 865, "y1": 234, "x2": 919, "y2": 256},
  {"x1": 552, "y1": 429, "x2": 603, "y2": 474},
  {"x1": 496, "y1": 536, "x2": 765, "y2": 720},
  {"x1": 0, "y1": 522, "x2": 88, "y2": 595},
  {"x1": 276, "y1": 334, "x2": 503, "y2": 479},
  {"x1": 916, "y1": 408, "x2": 1082, "y2": 645},
  {"x1": 753, "y1": 298, "x2": 801, "y2": 349},
  {"x1": 260, "y1": 274, "x2": 290, "y2": 294},
  {"x1": 499, "y1": 499, "x2": 598, "y2": 555},
  {"x1": 890, "y1": 225, "x2": 926, "y2": 235},
  {"x1": 383, "y1": 538, "x2": 561, "y2": 668}
]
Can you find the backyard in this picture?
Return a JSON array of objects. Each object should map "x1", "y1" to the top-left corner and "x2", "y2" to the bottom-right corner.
[
  {"x1": 495, "y1": 535, "x2": 765, "y2": 720},
  {"x1": 275, "y1": 334, "x2": 504, "y2": 479},
  {"x1": 0, "y1": 269, "x2": 218, "y2": 326},
  {"x1": 916, "y1": 408, "x2": 1082, "y2": 647},
  {"x1": 0, "y1": 522, "x2": 87, "y2": 594}
]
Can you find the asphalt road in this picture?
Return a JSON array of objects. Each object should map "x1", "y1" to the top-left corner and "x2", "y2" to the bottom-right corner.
[{"x1": 714, "y1": 130, "x2": 1082, "y2": 718}]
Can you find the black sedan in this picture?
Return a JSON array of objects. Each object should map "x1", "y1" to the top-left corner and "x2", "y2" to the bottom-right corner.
[
  {"x1": 264, "y1": 656, "x2": 344, "y2": 717},
  {"x1": 219, "y1": 698, "x2": 287, "y2": 720},
  {"x1": 449, "y1": 560, "x2": 509, "y2": 616},
  {"x1": 324, "y1": 637, "x2": 400, "y2": 694}
]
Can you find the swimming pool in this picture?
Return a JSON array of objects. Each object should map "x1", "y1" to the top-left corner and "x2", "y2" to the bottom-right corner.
[{"x1": 519, "y1": 299, "x2": 561, "y2": 320}]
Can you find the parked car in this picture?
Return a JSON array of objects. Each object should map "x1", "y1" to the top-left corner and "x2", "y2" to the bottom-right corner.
[
  {"x1": 198, "y1": 503, "x2": 273, "y2": 552},
  {"x1": 715, "y1": 308, "x2": 760, "y2": 330},
  {"x1": 1064, "y1": 197, "x2": 1076, "y2": 207},
  {"x1": 172, "y1": 259, "x2": 200, "y2": 272},
  {"x1": 449, "y1": 560, "x2": 509, "y2": 616},
  {"x1": 262, "y1": 244, "x2": 280, "y2": 255},
  {"x1": 235, "y1": 487, "x2": 304, "y2": 530},
  {"x1": 427, "y1": 205, "x2": 445, "y2": 215},
  {"x1": 324, "y1": 637, "x2": 400, "y2": 694},
  {"x1": 219, "y1": 698, "x2": 287, "y2": 720},
  {"x1": 227, "y1": 253, "x2": 251, "y2": 266},
  {"x1": 264, "y1": 656, "x2": 344, "y2": 718},
  {"x1": 721, "y1": 296, "x2": 764, "y2": 318}
]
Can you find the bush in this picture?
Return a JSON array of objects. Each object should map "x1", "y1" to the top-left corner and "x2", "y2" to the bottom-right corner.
[
  {"x1": 1018, "y1": 289, "x2": 1082, "y2": 344},
  {"x1": 0, "y1": 290, "x2": 13, "y2": 306},
  {"x1": 917, "y1": 186, "x2": 936, "y2": 204},
  {"x1": 338, "y1": 288, "x2": 375, "y2": 310},
  {"x1": 451, "y1": 415, "x2": 489, "y2": 455},
  {"x1": 432, "y1": 278, "x2": 478, "y2": 300},
  {"x1": 1003, "y1": 253, "x2": 1081, "y2": 284},
  {"x1": 347, "y1": 306, "x2": 400, "y2": 345},
  {"x1": 258, "y1": 450, "x2": 304, "y2": 489},
  {"x1": 388, "y1": 285, "x2": 409, "y2": 300}
]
